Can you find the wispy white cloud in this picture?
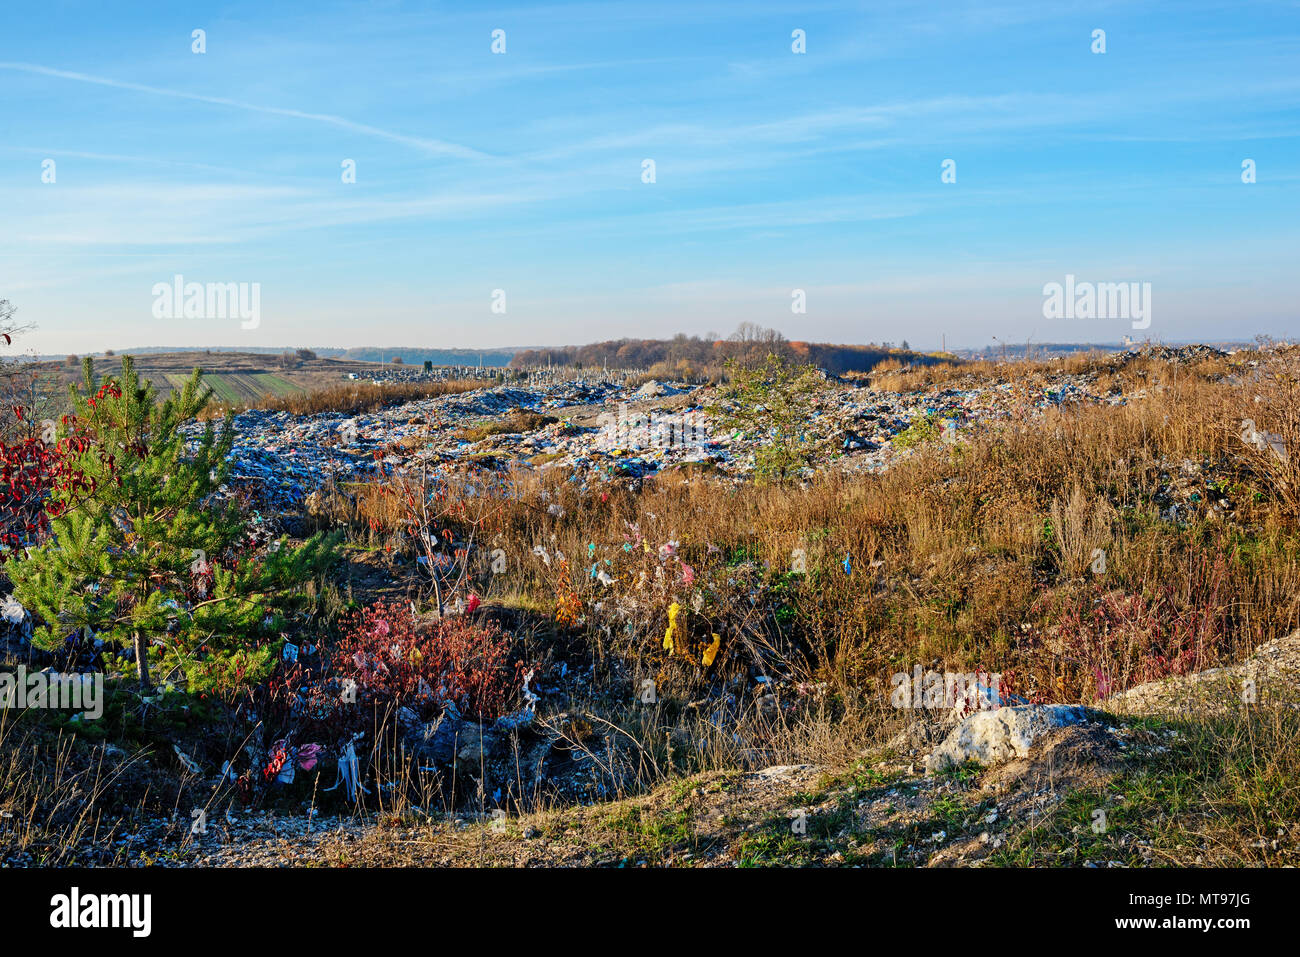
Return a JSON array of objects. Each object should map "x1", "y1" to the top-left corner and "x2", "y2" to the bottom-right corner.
[
  {"x1": 2, "y1": 0, "x2": 1297, "y2": 353},
  {"x1": 0, "y1": 61, "x2": 490, "y2": 160},
  {"x1": 5, "y1": 146, "x2": 273, "y2": 178}
]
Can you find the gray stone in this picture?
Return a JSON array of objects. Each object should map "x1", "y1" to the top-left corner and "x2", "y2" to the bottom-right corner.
[
  {"x1": 455, "y1": 723, "x2": 503, "y2": 765},
  {"x1": 925, "y1": 705, "x2": 1093, "y2": 772}
]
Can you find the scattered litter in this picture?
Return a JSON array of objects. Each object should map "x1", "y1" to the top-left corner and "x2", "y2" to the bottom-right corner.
[
  {"x1": 495, "y1": 669, "x2": 540, "y2": 730},
  {"x1": 1241, "y1": 418, "x2": 1288, "y2": 462},
  {"x1": 702, "y1": 633, "x2": 721, "y2": 667},
  {"x1": 663, "y1": 601, "x2": 682, "y2": 652},
  {"x1": 323, "y1": 736, "x2": 371, "y2": 802},
  {"x1": 173, "y1": 745, "x2": 202, "y2": 774},
  {"x1": 178, "y1": 363, "x2": 1161, "y2": 510}
]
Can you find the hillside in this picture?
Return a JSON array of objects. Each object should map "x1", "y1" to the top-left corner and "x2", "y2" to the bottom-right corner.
[
  {"x1": 28, "y1": 351, "x2": 394, "y2": 406},
  {"x1": 3, "y1": 343, "x2": 1299, "y2": 874}
]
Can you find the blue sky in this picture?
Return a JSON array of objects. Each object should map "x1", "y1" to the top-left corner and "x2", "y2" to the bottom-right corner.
[{"x1": 1, "y1": 0, "x2": 1297, "y2": 354}]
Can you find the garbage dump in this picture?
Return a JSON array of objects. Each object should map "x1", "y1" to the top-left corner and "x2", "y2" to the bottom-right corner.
[{"x1": 182, "y1": 357, "x2": 1147, "y2": 510}]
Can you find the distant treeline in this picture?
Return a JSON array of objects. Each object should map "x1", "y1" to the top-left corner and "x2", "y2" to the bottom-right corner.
[{"x1": 509, "y1": 325, "x2": 943, "y2": 377}]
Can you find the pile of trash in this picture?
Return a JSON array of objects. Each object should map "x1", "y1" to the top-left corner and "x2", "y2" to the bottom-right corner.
[
  {"x1": 179, "y1": 380, "x2": 633, "y2": 509},
  {"x1": 182, "y1": 366, "x2": 1136, "y2": 509},
  {"x1": 350, "y1": 365, "x2": 502, "y2": 386},
  {"x1": 1116, "y1": 344, "x2": 1229, "y2": 364}
]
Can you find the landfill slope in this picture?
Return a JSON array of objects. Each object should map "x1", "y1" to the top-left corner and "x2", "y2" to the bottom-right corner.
[{"x1": 183, "y1": 362, "x2": 1140, "y2": 511}]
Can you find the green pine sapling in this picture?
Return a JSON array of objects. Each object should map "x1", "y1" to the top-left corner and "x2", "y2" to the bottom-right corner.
[{"x1": 8, "y1": 356, "x2": 339, "y2": 692}]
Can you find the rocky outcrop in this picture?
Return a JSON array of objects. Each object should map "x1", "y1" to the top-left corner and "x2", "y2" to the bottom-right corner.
[{"x1": 925, "y1": 705, "x2": 1095, "y2": 772}]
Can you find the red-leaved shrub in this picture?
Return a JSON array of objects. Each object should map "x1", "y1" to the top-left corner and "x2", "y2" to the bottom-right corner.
[
  {"x1": 1032, "y1": 565, "x2": 1228, "y2": 701},
  {"x1": 333, "y1": 600, "x2": 522, "y2": 720},
  {"x1": 0, "y1": 408, "x2": 106, "y2": 559}
]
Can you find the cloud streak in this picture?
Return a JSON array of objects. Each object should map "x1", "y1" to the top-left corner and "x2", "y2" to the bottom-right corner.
[{"x1": 0, "y1": 61, "x2": 489, "y2": 160}]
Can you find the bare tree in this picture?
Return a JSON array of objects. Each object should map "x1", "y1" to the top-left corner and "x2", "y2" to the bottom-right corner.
[
  {"x1": 0, "y1": 300, "x2": 47, "y2": 441},
  {"x1": 0, "y1": 299, "x2": 32, "y2": 351},
  {"x1": 727, "y1": 322, "x2": 790, "y2": 366}
]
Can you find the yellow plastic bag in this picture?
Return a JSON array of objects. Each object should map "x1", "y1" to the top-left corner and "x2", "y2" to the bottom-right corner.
[
  {"x1": 663, "y1": 601, "x2": 682, "y2": 652},
  {"x1": 701, "y1": 633, "x2": 721, "y2": 667}
]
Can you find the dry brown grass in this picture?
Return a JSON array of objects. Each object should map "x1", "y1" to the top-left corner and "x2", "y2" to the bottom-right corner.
[
  {"x1": 198, "y1": 378, "x2": 486, "y2": 420},
  {"x1": 455, "y1": 411, "x2": 556, "y2": 443},
  {"x1": 998, "y1": 678, "x2": 1300, "y2": 866},
  {"x1": 10, "y1": 347, "x2": 1300, "y2": 865},
  {"x1": 322, "y1": 349, "x2": 1300, "y2": 716},
  {"x1": 0, "y1": 708, "x2": 139, "y2": 864}
]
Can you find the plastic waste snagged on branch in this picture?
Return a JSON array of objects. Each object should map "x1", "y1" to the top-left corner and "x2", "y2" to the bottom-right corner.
[
  {"x1": 663, "y1": 601, "x2": 682, "y2": 652},
  {"x1": 1241, "y1": 418, "x2": 1288, "y2": 463},
  {"x1": 496, "y1": 668, "x2": 541, "y2": 730},
  {"x1": 324, "y1": 735, "x2": 371, "y2": 802},
  {"x1": 296, "y1": 743, "x2": 325, "y2": 772},
  {"x1": 0, "y1": 594, "x2": 25, "y2": 625},
  {"x1": 266, "y1": 739, "x2": 295, "y2": 783},
  {"x1": 172, "y1": 745, "x2": 202, "y2": 774},
  {"x1": 702, "y1": 633, "x2": 721, "y2": 667},
  {"x1": 842, "y1": 553, "x2": 852, "y2": 575}
]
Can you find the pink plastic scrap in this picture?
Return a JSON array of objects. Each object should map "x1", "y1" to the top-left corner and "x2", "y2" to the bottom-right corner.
[{"x1": 297, "y1": 744, "x2": 324, "y2": 771}]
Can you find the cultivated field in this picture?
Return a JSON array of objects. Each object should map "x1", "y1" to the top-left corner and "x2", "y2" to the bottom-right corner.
[{"x1": 23, "y1": 351, "x2": 420, "y2": 407}]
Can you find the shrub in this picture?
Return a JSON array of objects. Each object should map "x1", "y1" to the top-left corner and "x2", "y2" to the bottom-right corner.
[
  {"x1": 708, "y1": 353, "x2": 826, "y2": 482},
  {"x1": 332, "y1": 600, "x2": 522, "y2": 720},
  {"x1": 7, "y1": 357, "x2": 339, "y2": 691},
  {"x1": 0, "y1": 412, "x2": 98, "y2": 559}
]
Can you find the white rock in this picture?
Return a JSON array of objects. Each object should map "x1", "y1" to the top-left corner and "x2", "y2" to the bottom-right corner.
[
  {"x1": 754, "y1": 764, "x2": 813, "y2": 781},
  {"x1": 925, "y1": 705, "x2": 1091, "y2": 772}
]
